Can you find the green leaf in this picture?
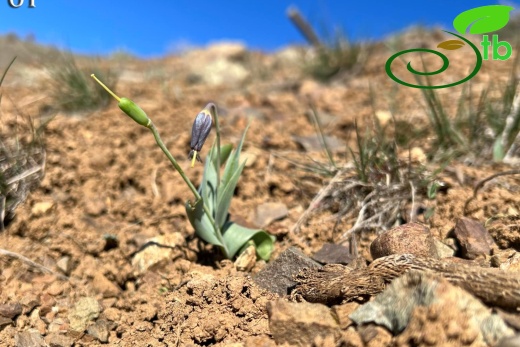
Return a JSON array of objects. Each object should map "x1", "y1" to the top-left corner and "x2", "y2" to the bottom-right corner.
[
  {"x1": 493, "y1": 137, "x2": 505, "y2": 161},
  {"x1": 222, "y1": 123, "x2": 250, "y2": 186},
  {"x1": 437, "y1": 40, "x2": 465, "y2": 50},
  {"x1": 185, "y1": 198, "x2": 222, "y2": 247},
  {"x1": 222, "y1": 222, "x2": 275, "y2": 260},
  {"x1": 215, "y1": 160, "x2": 246, "y2": 228},
  {"x1": 453, "y1": 5, "x2": 513, "y2": 35},
  {"x1": 213, "y1": 143, "x2": 233, "y2": 169},
  {"x1": 427, "y1": 181, "x2": 442, "y2": 199}
]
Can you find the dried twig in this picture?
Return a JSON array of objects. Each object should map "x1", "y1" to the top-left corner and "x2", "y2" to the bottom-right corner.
[
  {"x1": 291, "y1": 169, "x2": 349, "y2": 233},
  {"x1": 464, "y1": 169, "x2": 520, "y2": 215},
  {"x1": 293, "y1": 254, "x2": 520, "y2": 309},
  {"x1": 0, "y1": 248, "x2": 68, "y2": 280},
  {"x1": 286, "y1": 6, "x2": 322, "y2": 48}
]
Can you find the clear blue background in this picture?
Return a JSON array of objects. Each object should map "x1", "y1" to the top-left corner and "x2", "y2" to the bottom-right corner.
[{"x1": 0, "y1": 0, "x2": 513, "y2": 58}]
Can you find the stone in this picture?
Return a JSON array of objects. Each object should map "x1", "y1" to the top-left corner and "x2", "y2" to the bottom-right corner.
[
  {"x1": 292, "y1": 135, "x2": 346, "y2": 153},
  {"x1": 350, "y1": 271, "x2": 513, "y2": 345},
  {"x1": 87, "y1": 319, "x2": 110, "y2": 343},
  {"x1": 0, "y1": 316, "x2": 13, "y2": 328},
  {"x1": 498, "y1": 334, "x2": 520, "y2": 347},
  {"x1": 31, "y1": 201, "x2": 54, "y2": 217},
  {"x1": 370, "y1": 223, "x2": 439, "y2": 259},
  {"x1": 358, "y1": 325, "x2": 392, "y2": 347},
  {"x1": 235, "y1": 245, "x2": 257, "y2": 272},
  {"x1": 15, "y1": 329, "x2": 45, "y2": 347},
  {"x1": 45, "y1": 333, "x2": 73, "y2": 347},
  {"x1": 67, "y1": 297, "x2": 101, "y2": 332},
  {"x1": 313, "y1": 243, "x2": 354, "y2": 265},
  {"x1": 0, "y1": 302, "x2": 22, "y2": 319},
  {"x1": 332, "y1": 302, "x2": 360, "y2": 329},
  {"x1": 252, "y1": 202, "x2": 288, "y2": 228},
  {"x1": 39, "y1": 293, "x2": 56, "y2": 315},
  {"x1": 375, "y1": 110, "x2": 392, "y2": 127},
  {"x1": 55, "y1": 256, "x2": 71, "y2": 276},
  {"x1": 267, "y1": 299, "x2": 340, "y2": 346},
  {"x1": 92, "y1": 272, "x2": 121, "y2": 298},
  {"x1": 131, "y1": 233, "x2": 185, "y2": 274},
  {"x1": 20, "y1": 294, "x2": 40, "y2": 314},
  {"x1": 500, "y1": 252, "x2": 520, "y2": 272},
  {"x1": 452, "y1": 217, "x2": 494, "y2": 259},
  {"x1": 254, "y1": 247, "x2": 322, "y2": 296},
  {"x1": 434, "y1": 239, "x2": 456, "y2": 258}
]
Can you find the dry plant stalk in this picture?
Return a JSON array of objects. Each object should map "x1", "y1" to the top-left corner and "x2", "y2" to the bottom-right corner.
[{"x1": 293, "y1": 254, "x2": 520, "y2": 309}]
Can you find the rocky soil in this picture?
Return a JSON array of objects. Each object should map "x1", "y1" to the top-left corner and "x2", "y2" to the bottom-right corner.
[{"x1": 0, "y1": 29, "x2": 519, "y2": 346}]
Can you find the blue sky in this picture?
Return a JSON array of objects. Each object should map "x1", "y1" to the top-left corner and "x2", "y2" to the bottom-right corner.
[{"x1": 0, "y1": 1, "x2": 515, "y2": 58}]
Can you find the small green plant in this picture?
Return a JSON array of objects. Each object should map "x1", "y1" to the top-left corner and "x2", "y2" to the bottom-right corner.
[
  {"x1": 91, "y1": 75, "x2": 275, "y2": 260},
  {"x1": 414, "y1": 50, "x2": 520, "y2": 162},
  {"x1": 49, "y1": 55, "x2": 117, "y2": 112},
  {"x1": 304, "y1": 29, "x2": 366, "y2": 82}
]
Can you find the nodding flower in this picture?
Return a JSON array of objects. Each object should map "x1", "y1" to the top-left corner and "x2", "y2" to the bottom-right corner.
[{"x1": 189, "y1": 104, "x2": 213, "y2": 167}]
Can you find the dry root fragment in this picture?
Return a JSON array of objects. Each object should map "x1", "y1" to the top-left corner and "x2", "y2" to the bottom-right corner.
[{"x1": 293, "y1": 254, "x2": 520, "y2": 309}]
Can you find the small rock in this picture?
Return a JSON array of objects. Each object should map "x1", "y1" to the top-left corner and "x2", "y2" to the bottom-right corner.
[
  {"x1": 31, "y1": 201, "x2": 54, "y2": 217},
  {"x1": 235, "y1": 245, "x2": 257, "y2": 272},
  {"x1": 370, "y1": 223, "x2": 439, "y2": 259},
  {"x1": 292, "y1": 135, "x2": 345, "y2": 153},
  {"x1": 131, "y1": 233, "x2": 185, "y2": 274},
  {"x1": 433, "y1": 239, "x2": 456, "y2": 258},
  {"x1": 498, "y1": 334, "x2": 520, "y2": 347},
  {"x1": 46, "y1": 282, "x2": 64, "y2": 297},
  {"x1": 39, "y1": 294, "x2": 56, "y2": 315},
  {"x1": 92, "y1": 272, "x2": 121, "y2": 298},
  {"x1": 56, "y1": 256, "x2": 72, "y2": 275},
  {"x1": 313, "y1": 243, "x2": 354, "y2": 265},
  {"x1": 45, "y1": 333, "x2": 73, "y2": 347},
  {"x1": 67, "y1": 297, "x2": 101, "y2": 332},
  {"x1": 452, "y1": 217, "x2": 494, "y2": 259},
  {"x1": 252, "y1": 202, "x2": 288, "y2": 228},
  {"x1": 350, "y1": 271, "x2": 513, "y2": 345},
  {"x1": 0, "y1": 302, "x2": 22, "y2": 319},
  {"x1": 87, "y1": 319, "x2": 109, "y2": 343},
  {"x1": 15, "y1": 329, "x2": 45, "y2": 347},
  {"x1": 20, "y1": 294, "x2": 40, "y2": 314},
  {"x1": 102, "y1": 307, "x2": 121, "y2": 322},
  {"x1": 267, "y1": 299, "x2": 340, "y2": 346},
  {"x1": 254, "y1": 247, "x2": 322, "y2": 296},
  {"x1": 0, "y1": 316, "x2": 13, "y2": 328},
  {"x1": 47, "y1": 318, "x2": 68, "y2": 333},
  {"x1": 332, "y1": 302, "x2": 360, "y2": 329},
  {"x1": 500, "y1": 252, "x2": 520, "y2": 272},
  {"x1": 240, "y1": 151, "x2": 257, "y2": 167},
  {"x1": 358, "y1": 325, "x2": 392, "y2": 347},
  {"x1": 375, "y1": 110, "x2": 392, "y2": 128}
]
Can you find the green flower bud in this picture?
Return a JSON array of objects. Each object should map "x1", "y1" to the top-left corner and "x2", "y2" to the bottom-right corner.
[
  {"x1": 118, "y1": 97, "x2": 151, "y2": 127},
  {"x1": 91, "y1": 74, "x2": 151, "y2": 127}
]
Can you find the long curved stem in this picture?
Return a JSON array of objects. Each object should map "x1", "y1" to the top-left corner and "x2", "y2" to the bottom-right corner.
[
  {"x1": 208, "y1": 103, "x2": 221, "y2": 191},
  {"x1": 148, "y1": 122, "x2": 228, "y2": 256}
]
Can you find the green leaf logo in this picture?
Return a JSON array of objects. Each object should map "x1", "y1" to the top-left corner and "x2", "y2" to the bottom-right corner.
[
  {"x1": 453, "y1": 5, "x2": 513, "y2": 35},
  {"x1": 437, "y1": 39, "x2": 465, "y2": 50}
]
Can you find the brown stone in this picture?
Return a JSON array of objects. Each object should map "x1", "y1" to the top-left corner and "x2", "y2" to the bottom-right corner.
[
  {"x1": 370, "y1": 223, "x2": 439, "y2": 259},
  {"x1": 0, "y1": 302, "x2": 22, "y2": 319},
  {"x1": 267, "y1": 299, "x2": 340, "y2": 346},
  {"x1": 452, "y1": 217, "x2": 494, "y2": 259}
]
